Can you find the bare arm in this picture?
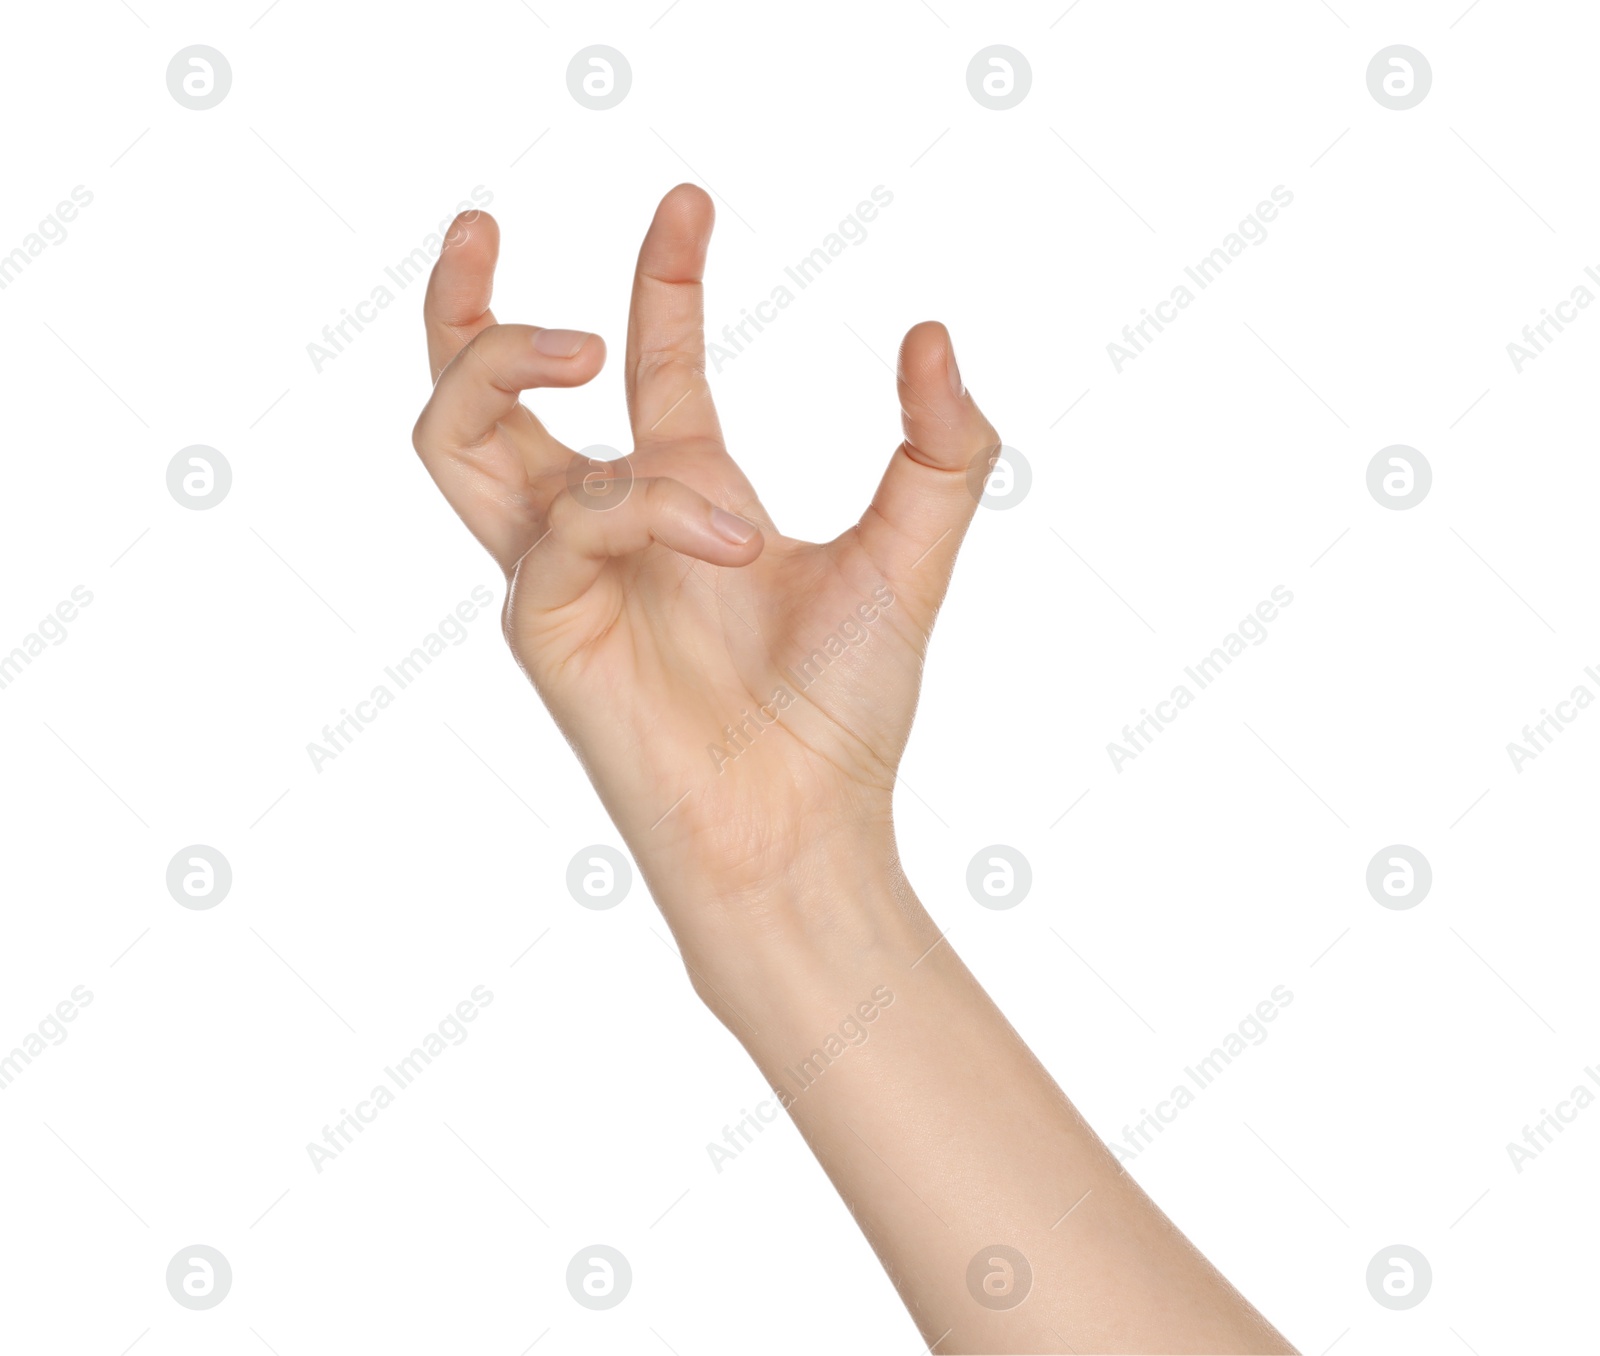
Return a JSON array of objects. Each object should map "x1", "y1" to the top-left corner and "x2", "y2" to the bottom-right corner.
[
  {"x1": 686, "y1": 862, "x2": 1291, "y2": 1353},
  {"x1": 410, "y1": 183, "x2": 1293, "y2": 1354}
]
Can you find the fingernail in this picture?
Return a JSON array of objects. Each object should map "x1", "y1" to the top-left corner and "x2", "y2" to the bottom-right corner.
[
  {"x1": 946, "y1": 341, "x2": 964, "y2": 398},
  {"x1": 533, "y1": 328, "x2": 591, "y2": 357},
  {"x1": 711, "y1": 508, "x2": 758, "y2": 545}
]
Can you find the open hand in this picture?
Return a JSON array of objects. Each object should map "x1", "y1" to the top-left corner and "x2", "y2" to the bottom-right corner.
[{"x1": 413, "y1": 185, "x2": 1000, "y2": 987}]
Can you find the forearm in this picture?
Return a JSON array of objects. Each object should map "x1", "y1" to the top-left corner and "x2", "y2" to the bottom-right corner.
[{"x1": 681, "y1": 857, "x2": 1294, "y2": 1355}]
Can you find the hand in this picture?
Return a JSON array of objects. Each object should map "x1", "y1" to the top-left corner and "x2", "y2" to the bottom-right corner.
[
  {"x1": 413, "y1": 185, "x2": 999, "y2": 991},
  {"x1": 413, "y1": 186, "x2": 1294, "y2": 1355}
]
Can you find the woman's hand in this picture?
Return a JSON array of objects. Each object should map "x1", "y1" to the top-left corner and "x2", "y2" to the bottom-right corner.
[
  {"x1": 413, "y1": 185, "x2": 1294, "y2": 1354},
  {"x1": 413, "y1": 184, "x2": 999, "y2": 990}
]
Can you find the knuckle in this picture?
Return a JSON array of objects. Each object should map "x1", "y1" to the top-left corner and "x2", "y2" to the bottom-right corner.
[
  {"x1": 638, "y1": 475, "x2": 683, "y2": 519},
  {"x1": 635, "y1": 349, "x2": 705, "y2": 383},
  {"x1": 410, "y1": 407, "x2": 435, "y2": 456},
  {"x1": 545, "y1": 483, "x2": 585, "y2": 538},
  {"x1": 438, "y1": 323, "x2": 500, "y2": 378},
  {"x1": 453, "y1": 326, "x2": 496, "y2": 368}
]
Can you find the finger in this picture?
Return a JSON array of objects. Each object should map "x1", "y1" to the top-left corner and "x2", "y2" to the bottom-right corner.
[
  {"x1": 412, "y1": 325, "x2": 605, "y2": 573},
  {"x1": 625, "y1": 184, "x2": 723, "y2": 445},
  {"x1": 424, "y1": 210, "x2": 500, "y2": 381},
  {"x1": 510, "y1": 476, "x2": 762, "y2": 615},
  {"x1": 415, "y1": 322, "x2": 604, "y2": 460},
  {"x1": 856, "y1": 321, "x2": 1001, "y2": 626}
]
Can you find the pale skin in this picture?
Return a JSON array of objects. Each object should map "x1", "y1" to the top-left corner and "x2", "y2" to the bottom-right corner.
[{"x1": 412, "y1": 184, "x2": 1296, "y2": 1355}]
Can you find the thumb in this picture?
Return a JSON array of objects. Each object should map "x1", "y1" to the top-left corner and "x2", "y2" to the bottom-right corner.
[{"x1": 856, "y1": 321, "x2": 1001, "y2": 626}]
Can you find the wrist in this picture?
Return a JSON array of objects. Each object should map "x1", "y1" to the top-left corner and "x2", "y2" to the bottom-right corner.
[{"x1": 649, "y1": 831, "x2": 940, "y2": 1037}]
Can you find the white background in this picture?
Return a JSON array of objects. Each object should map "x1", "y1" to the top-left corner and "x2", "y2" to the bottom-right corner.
[{"x1": 1, "y1": 1, "x2": 1595, "y2": 1352}]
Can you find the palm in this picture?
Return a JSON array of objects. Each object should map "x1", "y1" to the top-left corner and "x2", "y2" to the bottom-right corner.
[{"x1": 414, "y1": 186, "x2": 997, "y2": 901}]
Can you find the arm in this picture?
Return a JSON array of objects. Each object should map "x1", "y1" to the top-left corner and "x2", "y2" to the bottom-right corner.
[
  {"x1": 410, "y1": 184, "x2": 1293, "y2": 1355},
  {"x1": 691, "y1": 864, "x2": 1291, "y2": 1353}
]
